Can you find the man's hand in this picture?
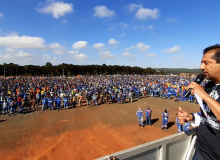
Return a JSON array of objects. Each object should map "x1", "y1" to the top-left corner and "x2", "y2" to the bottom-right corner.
[
  {"x1": 187, "y1": 82, "x2": 208, "y2": 100},
  {"x1": 177, "y1": 107, "x2": 192, "y2": 125}
]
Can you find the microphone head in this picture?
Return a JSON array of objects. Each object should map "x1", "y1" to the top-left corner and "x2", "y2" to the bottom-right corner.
[{"x1": 195, "y1": 74, "x2": 206, "y2": 83}]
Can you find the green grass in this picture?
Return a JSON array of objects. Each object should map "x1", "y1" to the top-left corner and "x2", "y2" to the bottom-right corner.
[{"x1": 154, "y1": 68, "x2": 202, "y2": 74}]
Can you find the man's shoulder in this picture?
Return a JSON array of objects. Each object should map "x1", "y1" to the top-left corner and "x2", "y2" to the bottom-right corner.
[{"x1": 205, "y1": 81, "x2": 215, "y2": 90}]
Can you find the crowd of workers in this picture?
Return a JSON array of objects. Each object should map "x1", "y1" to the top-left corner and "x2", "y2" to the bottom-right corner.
[{"x1": 0, "y1": 75, "x2": 207, "y2": 116}]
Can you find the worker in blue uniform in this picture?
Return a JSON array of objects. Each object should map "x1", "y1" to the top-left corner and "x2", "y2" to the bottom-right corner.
[
  {"x1": 162, "y1": 109, "x2": 169, "y2": 130},
  {"x1": 136, "y1": 106, "x2": 144, "y2": 128},
  {"x1": 145, "y1": 106, "x2": 152, "y2": 125}
]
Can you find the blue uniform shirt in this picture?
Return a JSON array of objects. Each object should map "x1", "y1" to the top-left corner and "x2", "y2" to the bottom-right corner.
[
  {"x1": 182, "y1": 122, "x2": 190, "y2": 131},
  {"x1": 56, "y1": 98, "x2": 61, "y2": 104},
  {"x1": 63, "y1": 97, "x2": 68, "y2": 103},
  {"x1": 136, "y1": 109, "x2": 144, "y2": 118},
  {"x1": 145, "y1": 109, "x2": 152, "y2": 117},
  {"x1": 42, "y1": 98, "x2": 47, "y2": 104},
  {"x1": 162, "y1": 112, "x2": 169, "y2": 120}
]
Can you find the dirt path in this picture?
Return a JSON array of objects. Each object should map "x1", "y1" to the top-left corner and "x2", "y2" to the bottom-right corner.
[{"x1": 0, "y1": 97, "x2": 200, "y2": 160}]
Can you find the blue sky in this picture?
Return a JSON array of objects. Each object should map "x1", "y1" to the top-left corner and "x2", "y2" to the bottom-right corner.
[{"x1": 0, "y1": 0, "x2": 219, "y2": 69}]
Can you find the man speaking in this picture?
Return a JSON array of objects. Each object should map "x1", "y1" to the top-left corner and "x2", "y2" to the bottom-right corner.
[{"x1": 177, "y1": 44, "x2": 220, "y2": 160}]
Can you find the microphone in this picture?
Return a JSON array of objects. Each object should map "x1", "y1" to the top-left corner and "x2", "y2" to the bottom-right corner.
[{"x1": 184, "y1": 74, "x2": 206, "y2": 98}]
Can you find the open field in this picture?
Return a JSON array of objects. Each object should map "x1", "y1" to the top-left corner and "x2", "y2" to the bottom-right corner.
[
  {"x1": 0, "y1": 97, "x2": 200, "y2": 160},
  {"x1": 153, "y1": 68, "x2": 201, "y2": 74}
]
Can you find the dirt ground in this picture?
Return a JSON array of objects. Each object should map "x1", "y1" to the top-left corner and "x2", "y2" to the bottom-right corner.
[{"x1": 0, "y1": 97, "x2": 200, "y2": 160}]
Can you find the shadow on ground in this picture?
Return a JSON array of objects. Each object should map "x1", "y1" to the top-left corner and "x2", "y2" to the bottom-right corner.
[
  {"x1": 167, "y1": 122, "x2": 175, "y2": 129},
  {"x1": 0, "y1": 119, "x2": 7, "y2": 123}
]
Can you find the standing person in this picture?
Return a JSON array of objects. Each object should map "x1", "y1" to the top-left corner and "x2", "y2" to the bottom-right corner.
[
  {"x1": 8, "y1": 99, "x2": 15, "y2": 116},
  {"x1": 99, "y1": 91, "x2": 104, "y2": 105},
  {"x1": 48, "y1": 96, "x2": 54, "y2": 110},
  {"x1": 176, "y1": 114, "x2": 182, "y2": 133},
  {"x1": 2, "y1": 95, "x2": 7, "y2": 115},
  {"x1": 63, "y1": 96, "x2": 68, "y2": 110},
  {"x1": 111, "y1": 93, "x2": 115, "y2": 104},
  {"x1": 56, "y1": 96, "x2": 61, "y2": 111},
  {"x1": 17, "y1": 95, "x2": 22, "y2": 109},
  {"x1": 105, "y1": 93, "x2": 109, "y2": 104},
  {"x1": 78, "y1": 94, "x2": 83, "y2": 107},
  {"x1": 136, "y1": 107, "x2": 144, "y2": 128},
  {"x1": 144, "y1": 89, "x2": 147, "y2": 98},
  {"x1": 162, "y1": 109, "x2": 169, "y2": 130},
  {"x1": 128, "y1": 91, "x2": 133, "y2": 103},
  {"x1": 92, "y1": 93, "x2": 98, "y2": 106},
  {"x1": 86, "y1": 92, "x2": 91, "y2": 106},
  {"x1": 117, "y1": 92, "x2": 121, "y2": 104},
  {"x1": 36, "y1": 91, "x2": 40, "y2": 108},
  {"x1": 145, "y1": 106, "x2": 152, "y2": 126},
  {"x1": 72, "y1": 95, "x2": 77, "y2": 108},
  {"x1": 177, "y1": 44, "x2": 220, "y2": 160},
  {"x1": 41, "y1": 96, "x2": 47, "y2": 112},
  {"x1": 30, "y1": 92, "x2": 36, "y2": 111},
  {"x1": 7, "y1": 95, "x2": 12, "y2": 115},
  {"x1": 135, "y1": 89, "x2": 140, "y2": 100},
  {"x1": 122, "y1": 92, "x2": 127, "y2": 104}
]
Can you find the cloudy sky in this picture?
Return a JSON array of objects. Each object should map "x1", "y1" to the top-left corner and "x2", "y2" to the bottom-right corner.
[{"x1": 0, "y1": 0, "x2": 219, "y2": 68}]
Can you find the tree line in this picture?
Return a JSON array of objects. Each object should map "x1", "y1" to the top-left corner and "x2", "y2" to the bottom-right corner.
[{"x1": 0, "y1": 62, "x2": 165, "y2": 76}]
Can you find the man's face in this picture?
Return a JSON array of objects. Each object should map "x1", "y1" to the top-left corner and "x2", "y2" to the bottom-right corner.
[{"x1": 200, "y1": 49, "x2": 220, "y2": 82}]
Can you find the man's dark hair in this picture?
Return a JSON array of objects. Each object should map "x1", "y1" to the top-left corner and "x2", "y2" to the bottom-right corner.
[{"x1": 203, "y1": 44, "x2": 220, "y2": 63}]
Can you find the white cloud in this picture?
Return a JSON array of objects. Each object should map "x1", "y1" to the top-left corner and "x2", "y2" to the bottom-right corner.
[
  {"x1": 43, "y1": 54, "x2": 57, "y2": 63},
  {"x1": 0, "y1": 51, "x2": 59, "y2": 66},
  {"x1": 38, "y1": 1, "x2": 73, "y2": 19},
  {"x1": 68, "y1": 50, "x2": 79, "y2": 54},
  {"x1": 99, "y1": 51, "x2": 116, "y2": 58},
  {"x1": 49, "y1": 42, "x2": 61, "y2": 49},
  {"x1": 72, "y1": 41, "x2": 87, "y2": 49},
  {"x1": 1, "y1": 53, "x2": 16, "y2": 61},
  {"x1": 124, "y1": 48, "x2": 131, "y2": 52},
  {"x1": 163, "y1": 46, "x2": 180, "y2": 53},
  {"x1": 49, "y1": 42, "x2": 66, "y2": 54},
  {"x1": 108, "y1": 39, "x2": 119, "y2": 45},
  {"x1": 6, "y1": 48, "x2": 14, "y2": 52},
  {"x1": 146, "y1": 53, "x2": 157, "y2": 57},
  {"x1": 126, "y1": 3, "x2": 142, "y2": 12},
  {"x1": 94, "y1": 6, "x2": 115, "y2": 18},
  {"x1": 53, "y1": 50, "x2": 64, "y2": 54},
  {"x1": 0, "y1": 12, "x2": 3, "y2": 17},
  {"x1": 0, "y1": 50, "x2": 34, "y2": 65},
  {"x1": 62, "y1": 19, "x2": 67, "y2": 23},
  {"x1": 136, "y1": 43, "x2": 150, "y2": 52},
  {"x1": 122, "y1": 52, "x2": 136, "y2": 57},
  {"x1": 43, "y1": 54, "x2": 51, "y2": 60},
  {"x1": 172, "y1": 57, "x2": 183, "y2": 60},
  {"x1": 0, "y1": 35, "x2": 45, "y2": 49},
  {"x1": 74, "y1": 53, "x2": 89, "y2": 61},
  {"x1": 93, "y1": 43, "x2": 105, "y2": 48},
  {"x1": 148, "y1": 24, "x2": 154, "y2": 29},
  {"x1": 0, "y1": 36, "x2": 66, "y2": 53},
  {"x1": 17, "y1": 50, "x2": 32, "y2": 57},
  {"x1": 124, "y1": 45, "x2": 136, "y2": 52},
  {"x1": 135, "y1": 8, "x2": 159, "y2": 19}
]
